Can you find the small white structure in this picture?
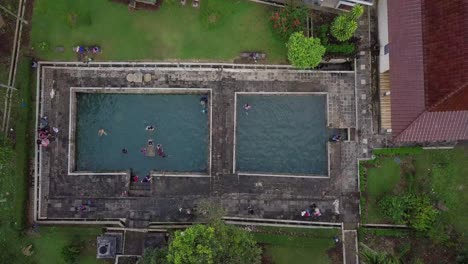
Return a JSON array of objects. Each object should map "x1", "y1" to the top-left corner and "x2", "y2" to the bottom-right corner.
[{"x1": 377, "y1": 0, "x2": 389, "y2": 73}]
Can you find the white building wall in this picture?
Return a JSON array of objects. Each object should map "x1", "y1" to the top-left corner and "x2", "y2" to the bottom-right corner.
[{"x1": 378, "y1": 0, "x2": 390, "y2": 73}]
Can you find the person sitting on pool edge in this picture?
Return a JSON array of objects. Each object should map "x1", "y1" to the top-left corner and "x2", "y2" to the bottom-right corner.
[
  {"x1": 146, "y1": 125, "x2": 155, "y2": 131},
  {"x1": 157, "y1": 144, "x2": 166, "y2": 158},
  {"x1": 142, "y1": 174, "x2": 152, "y2": 183}
]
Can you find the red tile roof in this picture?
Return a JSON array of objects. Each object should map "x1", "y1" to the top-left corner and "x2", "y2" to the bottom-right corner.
[
  {"x1": 422, "y1": 0, "x2": 468, "y2": 109},
  {"x1": 388, "y1": 0, "x2": 426, "y2": 135},
  {"x1": 395, "y1": 111, "x2": 468, "y2": 142},
  {"x1": 388, "y1": 0, "x2": 468, "y2": 142}
]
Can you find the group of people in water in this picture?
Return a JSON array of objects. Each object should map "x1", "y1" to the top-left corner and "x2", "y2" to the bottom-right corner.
[
  {"x1": 116, "y1": 124, "x2": 167, "y2": 158},
  {"x1": 36, "y1": 116, "x2": 58, "y2": 147}
]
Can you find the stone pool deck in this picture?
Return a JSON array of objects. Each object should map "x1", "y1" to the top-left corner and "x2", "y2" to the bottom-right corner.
[{"x1": 35, "y1": 64, "x2": 359, "y2": 227}]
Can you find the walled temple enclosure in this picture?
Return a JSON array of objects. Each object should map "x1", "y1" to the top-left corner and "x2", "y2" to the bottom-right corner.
[{"x1": 34, "y1": 62, "x2": 360, "y2": 226}]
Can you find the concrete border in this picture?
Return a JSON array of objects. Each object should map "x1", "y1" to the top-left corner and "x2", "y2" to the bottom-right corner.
[
  {"x1": 233, "y1": 92, "x2": 330, "y2": 178},
  {"x1": 65, "y1": 87, "x2": 213, "y2": 177},
  {"x1": 37, "y1": 61, "x2": 355, "y2": 74},
  {"x1": 344, "y1": 229, "x2": 359, "y2": 264}
]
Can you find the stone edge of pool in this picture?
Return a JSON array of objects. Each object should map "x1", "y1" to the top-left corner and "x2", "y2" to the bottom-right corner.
[
  {"x1": 233, "y1": 92, "x2": 331, "y2": 178},
  {"x1": 67, "y1": 87, "x2": 213, "y2": 177}
]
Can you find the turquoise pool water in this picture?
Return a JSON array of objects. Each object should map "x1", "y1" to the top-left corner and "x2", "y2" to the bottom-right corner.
[
  {"x1": 236, "y1": 94, "x2": 328, "y2": 175},
  {"x1": 75, "y1": 93, "x2": 209, "y2": 175}
]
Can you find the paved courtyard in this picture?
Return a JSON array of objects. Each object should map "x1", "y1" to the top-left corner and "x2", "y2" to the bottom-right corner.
[{"x1": 34, "y1": 63, "x2": 360, "y2": 227}]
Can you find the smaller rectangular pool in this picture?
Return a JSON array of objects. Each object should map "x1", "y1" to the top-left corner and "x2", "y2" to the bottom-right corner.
[{"x1": 234, "y1": 93, "x2": 329, "y2": 176}]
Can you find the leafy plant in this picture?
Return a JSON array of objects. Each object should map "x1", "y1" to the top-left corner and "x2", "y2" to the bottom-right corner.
[
  {"x1": 61, "y1": 237, "x2": 84, "y2": 264},
  {"x1": 330, "y1": 5, "x2": 364, "y2": 41},
  {"x1": 270, "y1": 1, "x2": 308, "y2": 41},
  {"x1": 138, "y1": 247, "x2": 168, "y2": 264},
  {"x1": 317, "y1": 24, "x2": 356, "y2": 56},
  {"x1": 330, "y1": 15, "x2": 358, "y2": 42},
  {"x1": 360, "y1": 243, "x2": 402, "y2": 264},
  {"x1": 379, "y1": 194, "x2": 439, "y2": 232},
  {"x1": 286, "y1": 32, "x2": 325, "y2": 69},
  {"x1": 167, "y1": 222, "x2": 261, "y2": 264}
]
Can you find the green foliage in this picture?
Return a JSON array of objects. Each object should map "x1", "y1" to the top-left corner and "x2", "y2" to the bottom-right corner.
[
  {"x1": 379, "y1": 194, "x2": 438, "y2": 232},
  {"x1": 373, "y1": 147, "x2": 424, "y2": 156},
  {"x1": 330, "y1": 5, "x2": 364, "y2": 42},
  {"x1": 139, "y1": 248, "x2": 168, "y2": 264},
  {"x1": 349, "y1": 4, "x2": 364, "y2": 20},
  {"x1": 286, "y1": 32, "x2": 325, "y2": 69},
  {"x1": 330, "y1": 15, "x2": 357, "y2": 42},
  {"x1": 61, "y1": 237, "x2": 84, "y2": 264},
  {"x1": 359, "y1": 244, "x2": 402, "y2": 264},
  {"x1": 270, "y1": 1, "x2": 308, "y2": 41},
  {"x1": 317, "y1": 24, "x2": 356, "y2": 56},
  {"x1": 167, "y1": 222, "x2": 261, "y2": 264}
]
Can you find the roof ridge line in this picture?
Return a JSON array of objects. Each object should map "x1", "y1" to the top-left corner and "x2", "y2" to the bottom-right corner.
[{"x1": 428, "y1": 81, "x2": 468, "y2": 112}]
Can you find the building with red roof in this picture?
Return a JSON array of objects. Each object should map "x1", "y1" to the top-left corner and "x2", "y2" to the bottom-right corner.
[{"x1": 377, "y1": 0, "x2": 467, "y2": 143}]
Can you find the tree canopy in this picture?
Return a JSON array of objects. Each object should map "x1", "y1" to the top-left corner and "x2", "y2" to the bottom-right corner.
[
  {"x1": 139, "y1": 222, "x2": 261, "y2": 264},
  {"x1": 331, "y1": 5, "x2": 364, "y2": 41},
  {"x1": 286, "y1": 32, "x2": 326, "y2": 69}
]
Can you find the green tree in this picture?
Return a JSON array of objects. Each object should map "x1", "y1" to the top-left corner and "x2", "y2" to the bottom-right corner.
[
  {"x1": 167, "y1": 222, "x2": 261, "y2": 264},
  {"x1": 379, "y1": 194, "x2": 438, "y2": 232},
  {"x1": 331, "y1": 5, "x2": 363, "y2": 41},
  {"x1": 286, "y1": 32, "x2": 326, "y2": 69}
]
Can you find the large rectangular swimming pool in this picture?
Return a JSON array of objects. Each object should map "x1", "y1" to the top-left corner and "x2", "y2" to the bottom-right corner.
[
  {"x1": 235, "y1": 94, "x2": 328, "y2": 176},
  {"x1": 74, "y1": 92, "x2": 209, "y2": 175}
]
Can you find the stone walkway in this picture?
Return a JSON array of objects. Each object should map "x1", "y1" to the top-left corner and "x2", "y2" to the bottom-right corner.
[{"x1": 35, "y1": 64, "x2": 359, "y2": 228}]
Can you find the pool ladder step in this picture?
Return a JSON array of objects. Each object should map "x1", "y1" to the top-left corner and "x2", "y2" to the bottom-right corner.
[{"x1": 129, "y1": 182, "x2": 152, "y2": 197}]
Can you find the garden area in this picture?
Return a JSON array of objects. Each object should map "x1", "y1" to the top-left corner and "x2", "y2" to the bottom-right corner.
[
  {"x1": 359, "y1": 146, "x2": 468, "y2": 263},
  {"x1": 30, "y1": 0, "x2": 287, "y2": 62},
  {"x1": 29, "y1": 0, "x2": 364, "y2": 67},
  {"x1": 252, "y1": 226, "x2": 342, "y2": 264}
]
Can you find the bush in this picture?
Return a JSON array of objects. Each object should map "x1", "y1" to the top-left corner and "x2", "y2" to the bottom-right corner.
[
  {"x1": 138, "y1": 248, "x2": 168, "y2": 264},
  {"x1": 330, "y1": 15, "x2": 358, "y2": 42},
  {"x1": 270, "y1": 2, "x2": 308, "y2": 41},
  {"x1": 379, "y1": 194, "x2": 438, "y2": 232},
  {"x1": 61, "y1": 238, "x2": 84, "y2": 264},
  {"x1": 317, "y1": 24, "x2": 356, "y2": 56},
  {"x1": 286, "y1": 32, "x2": 326, "y2": 69},
  {"x1": 167, "y1": 222, "x2": 261, "y2": 264},
  {"x1": 330, "y1": 5, "x2": 363, "y2": 42}
]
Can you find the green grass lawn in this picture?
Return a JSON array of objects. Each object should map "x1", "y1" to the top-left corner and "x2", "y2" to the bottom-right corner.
[
  {"x1": 253, "y1": 227, "x2": 340, "y2": 264},
  {"x1": 0, "y1": 57, "x2": 107, "y2": 264},
  {"x1": 360, "y1": 147, "x2": 468, "y2": 243},
  {"x1": 30, "y1": 226, "x2": 106, "y2": 264},
  {"x1": 30, "y1": 0, "x2": 287, "y2": 62},
  {"x1": 362, "y1": 157, "x2": 401, "y2": 223}
]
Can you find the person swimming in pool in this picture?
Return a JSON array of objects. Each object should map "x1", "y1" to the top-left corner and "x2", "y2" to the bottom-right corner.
[
  {"x1": 200, "y1": 96, "x2": 208, "y2": 106},
  {"x1": 98, "y1": 129, "x2": 107, "y2": 136},
  {"x1": 146, "y1": 125, "x2": 155, "y2": 131},
  {"x1": 156, "y1": 144, "x2": 166, "y2": 158},
  {"x1": 244, "y1": 103, "x2": 252, "y2": 110},
  {"x1": 148, "y1": 140, "x2": 154, "y2": 146}
]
